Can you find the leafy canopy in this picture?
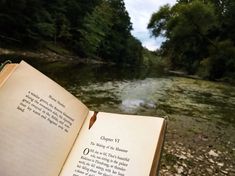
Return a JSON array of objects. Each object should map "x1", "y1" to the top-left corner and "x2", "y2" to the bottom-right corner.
[{"x1": 148, "y1": 0, "x2": 235, "y2": 80}]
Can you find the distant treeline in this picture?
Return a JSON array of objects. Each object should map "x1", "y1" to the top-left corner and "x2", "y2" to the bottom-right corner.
[
  {"x1": 0, "y1": 0, "x2": 143, "y2": 65},
  {"x1": 148, "y1": 0, "x2": 235, "y2": 80}
]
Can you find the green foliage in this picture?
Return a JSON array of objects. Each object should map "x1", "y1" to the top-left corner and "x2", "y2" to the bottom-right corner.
[
  {"x1": 125, "y1": 36, "x2": 143, "y2": 66},
  {"x1": 148, "y1": 4, "x2": 172, "y2": 37},
  {"x1": 199, "y1": 40, "x2": 235, "y2": 80},
  {"x1": 143, "y1": 48, "x2": 167, "y2": 72},
  {"x1": 34, "y1": 22, "x2": 55, "y2": 38},
  {"x1": 0, "y1": 0, "x2": 143, "y2": 65},
  {"x1": 148, "y1": 0, "x2": 235, "y2": 80},
  {"x1": 78, "y1": 1, "x2": 113, "y2": 57},
  {"x1": 170, "y1": 1, "x2": 217, "y2": 38},
  {"x1": 98, "y1": 0, "x2": 135, "y2": 64}
]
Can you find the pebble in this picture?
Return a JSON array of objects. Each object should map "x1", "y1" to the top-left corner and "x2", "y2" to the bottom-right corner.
[
  {"x1": 208, "y1": 150, "x2": 219, "y2": 157},
  {"x1": 208, "y1": 158, "x2": 215, "y2": 163},
  {"x1": 177, "y1": 166, "x2": 184, "y2": 174},
  {"x1": 221, "y1": 170, "x2": 228, "y2": 174},
  {"x1": 177, "y1": 154, "x2": 187, "y2": 159},
  {"x1": 217, "y1": 162, "x2": 224, "y2": 167},
  {"x1": 206, "y1": 168, "x2": 213, "y2": 173}
]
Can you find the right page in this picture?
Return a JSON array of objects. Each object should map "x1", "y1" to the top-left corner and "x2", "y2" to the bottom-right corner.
[{"x1": 60, "y1": 111, "x2": 165, "y2": 176}]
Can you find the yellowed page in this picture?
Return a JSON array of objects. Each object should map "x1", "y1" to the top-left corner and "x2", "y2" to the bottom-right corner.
[
  {"x1": 0, "y1": 61, "x2": 89, "y2": 176},
  {"x1": 0, "y1": 64, "x2": 18, "y2": 87},
  {"x1": 60, "y1": 111, "x2": 164, "y2": 176}
]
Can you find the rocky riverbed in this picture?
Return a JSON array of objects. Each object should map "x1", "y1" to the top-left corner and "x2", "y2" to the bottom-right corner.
[{"x1": 158, "y1": 78, "x2": 235, "y2": 175}]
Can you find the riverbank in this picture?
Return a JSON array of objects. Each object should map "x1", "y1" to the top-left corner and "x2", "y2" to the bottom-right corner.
[
  {"x1": 0, "y1": 47, "x2": 106, "y2": 65},
  {"x1": 157, "y1": 77, "x2": 235, "y2": 175},
  {"x1": 1, "y1": 47, "x2": 234, "y2": 86}
]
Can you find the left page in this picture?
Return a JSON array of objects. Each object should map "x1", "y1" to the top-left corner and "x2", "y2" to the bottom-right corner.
[
  {"x1": 0, "y1": 63, "x2": 18, "y2": 87},
  {"x1": 0, "y1": 61, "x2": 89, "y2": 176}
]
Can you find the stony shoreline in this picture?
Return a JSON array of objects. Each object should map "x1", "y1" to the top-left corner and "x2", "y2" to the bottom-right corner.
[{"x1": 0, "y1": 47, "x2": 107, "y2": 65}]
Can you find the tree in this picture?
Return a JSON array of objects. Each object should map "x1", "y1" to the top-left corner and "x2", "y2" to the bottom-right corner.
[
  {"x1": 0, "y1": 0, "x2": 143, "y2": 66},
  {"x1": 64, "y1": 0, "x2": 100, "y2": 53},
  {"x1": 125, "y1": 36, "x2": 143, "y2": 66},
  {"x1": 98, "y1": 0, "x2": 134, "y2": 63},
  {"x1": 0, "y1": 0, "x2": 29, "y2": 43},
  {"x1": 78, "y1": 1, "x2": 113, "y2": 57},
  {"x1": 148, "y1": 0, "x2": 218, "y2": 74}
]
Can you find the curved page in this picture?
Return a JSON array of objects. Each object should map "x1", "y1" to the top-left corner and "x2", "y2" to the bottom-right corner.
[
  {"x1": 60, "y1": 111, "x2": 164, "y2": 176},
  {"x1": 0, "y1": 61, "x2": 89, "y2": 176}
]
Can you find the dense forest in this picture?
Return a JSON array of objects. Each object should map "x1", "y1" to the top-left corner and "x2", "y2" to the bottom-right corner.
[
  {"x1": 0, "y1": 0, "x2": 143, "y2": 65},
  {"x1": 148, "y1": 0, "x2": 235, "y2": 80}
]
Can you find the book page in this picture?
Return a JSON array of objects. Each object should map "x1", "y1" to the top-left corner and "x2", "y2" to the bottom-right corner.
[
  {"x1": 0, "y1": 61, "x2": 89, "y2": 176},
  {"x1": 60, "y1": 111, "x2": 165, "y2": 176},
  {"x1": 0, "y1": 64, "x2": 18, "y2": 87}
]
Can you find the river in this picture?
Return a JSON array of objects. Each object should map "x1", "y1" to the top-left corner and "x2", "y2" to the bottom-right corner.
[{"x1": 1, "y1": 57, "x2": 235, "y2": 175}]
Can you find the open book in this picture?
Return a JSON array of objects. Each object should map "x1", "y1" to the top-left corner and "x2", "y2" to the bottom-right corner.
[{"x1": 0, "y1": 61, "x2": 166, "y2": 176}]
